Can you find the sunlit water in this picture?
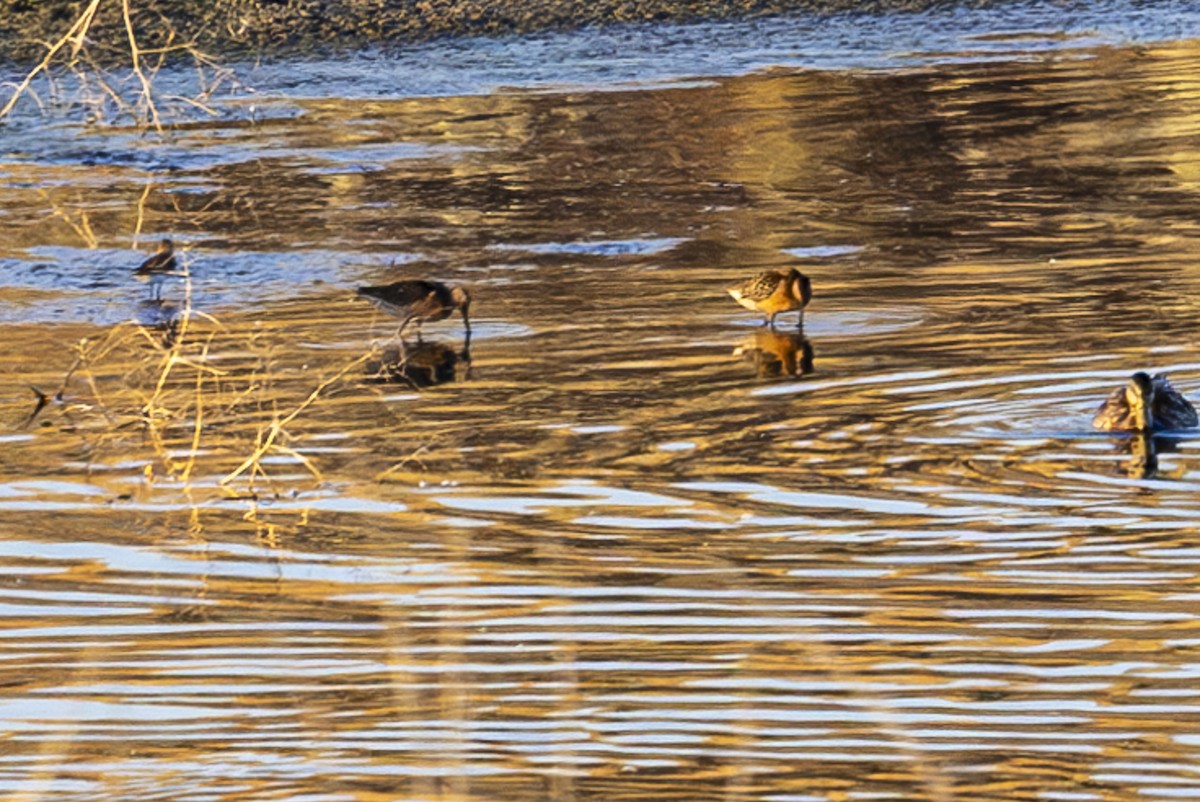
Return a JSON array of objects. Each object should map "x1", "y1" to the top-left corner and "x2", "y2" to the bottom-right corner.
[{"x1": 4, "y1": 4, "x2": 1200, "y2": 800}]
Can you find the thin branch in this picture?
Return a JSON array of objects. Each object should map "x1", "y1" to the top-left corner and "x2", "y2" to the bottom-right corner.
[
  {"x1": 221, "y1": 354, "x2": 371, "y2": 486},
  {"x1": 121, "y1": 0, "x2": 162, "y2": 132},
  {"x1": 0, "y1": 0, "x2": 102, "y2": 122}
]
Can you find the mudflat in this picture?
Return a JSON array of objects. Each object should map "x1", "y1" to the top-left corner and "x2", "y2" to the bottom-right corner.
[{"x1": 0, "y1": 0, "x2": 980, "y2": 63}]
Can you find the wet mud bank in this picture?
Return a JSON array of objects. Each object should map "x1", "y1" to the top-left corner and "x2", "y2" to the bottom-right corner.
[{"x1": 0, "y1": 0, "x2": 1000, "y2": 64}]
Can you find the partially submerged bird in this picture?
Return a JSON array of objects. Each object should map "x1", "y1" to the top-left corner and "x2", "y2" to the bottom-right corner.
[
  {"x1": 133, "y1": 238, "x2": 177, "y2": 300},
  {"x1": 1093, "y1": 371, "x2": 1198, "y2": 432},
  {"x1": 357, "y1": 279, "x2": 471, "y2": 341},
  {"x1": 727, "y1": 268, "x2": 811, "y2": 328}
]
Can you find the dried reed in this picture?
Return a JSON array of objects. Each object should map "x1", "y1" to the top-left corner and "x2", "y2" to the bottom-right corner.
[
  {"x1": 0, "y1": 0, "x2": 240, "y2": 129},
  {"x1": 29, "y1": 251, "x2": 371, "y2": 500}
]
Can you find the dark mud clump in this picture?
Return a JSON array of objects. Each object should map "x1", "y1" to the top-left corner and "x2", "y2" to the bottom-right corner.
[{"x1": 0, "y1": 0, "x2": 1001, "y2": 65}]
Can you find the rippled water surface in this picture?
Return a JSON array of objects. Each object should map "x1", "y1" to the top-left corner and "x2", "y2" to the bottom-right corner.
[{"x1": 5, "y1": 5, "x2": 1200, "y2": 800}]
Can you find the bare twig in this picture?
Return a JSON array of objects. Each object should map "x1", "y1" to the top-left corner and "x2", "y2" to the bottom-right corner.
[
  {"x1": 121, "y1": 0, "x2": 162, "y2": 132},
  {"x1": 39, "y1": 190, "x2": 100, "y2": 248},
  {"x1": 221, "y1": 354, "x2": 371, "y2": 486},
  {"x1": 0, "y1": 0, "x2": 102, "y2": 121}
]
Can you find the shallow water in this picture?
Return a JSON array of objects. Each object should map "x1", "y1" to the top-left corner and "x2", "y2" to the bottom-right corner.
[{"x1": 5, "y1": 5, "x2": 1200, "y2": 800}]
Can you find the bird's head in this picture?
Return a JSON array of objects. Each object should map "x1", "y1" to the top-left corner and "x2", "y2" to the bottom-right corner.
[
  {"x1": 1126, "y1": 371, "x2": 1156, "y2": 431},
  {"x1": 789, "y1": 269, "x2": 812, "y2": 307}
]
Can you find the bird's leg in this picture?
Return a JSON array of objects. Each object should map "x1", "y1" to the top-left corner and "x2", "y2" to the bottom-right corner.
[
  {"x1": 395, "y1": 312, "x2": 418, "y2": 342},
  {"x1": 389, "y1": 313, "x2": 421, "y2": 366},
  {"x1": 796, "y1": 309, "x2": 804, "y2": 330},
  {"x1": 768, "y1": 312, "x2": 777, "y2": 330}
]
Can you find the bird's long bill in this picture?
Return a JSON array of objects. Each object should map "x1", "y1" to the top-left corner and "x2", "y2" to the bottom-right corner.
[{"x1": 460, "y1": 302, "x2": 472, "y2": 336}]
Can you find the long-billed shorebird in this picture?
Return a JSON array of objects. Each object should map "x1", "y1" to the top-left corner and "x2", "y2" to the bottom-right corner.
[
  {"x1": 1093, "y1": 371, "x2": 1198, "y2": 432},
  {"x1": 357, "y1": 279, "x2": 472, "y2": 342},
  {"x1": 133, "y1": 238, "x2": 177, "y2": 300},
  {"x1": 727, "y1": 267, "x2": 811, "y2": 328}
]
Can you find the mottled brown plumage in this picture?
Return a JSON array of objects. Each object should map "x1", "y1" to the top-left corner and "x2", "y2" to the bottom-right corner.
[
  {"x1": 1093, "y1": 372, "x2": 1197, "y2": 432},
  {"x1": 357, "y1": 279, "x2": 471, "y2": 339},
  {"x1": 727, "y1": 267, "x2": 811, "y2": 328}
]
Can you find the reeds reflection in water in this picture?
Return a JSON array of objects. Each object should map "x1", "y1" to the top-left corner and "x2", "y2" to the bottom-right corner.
[{"x1": 4, "y1": 27, "x2": 1200, "y2": 802}]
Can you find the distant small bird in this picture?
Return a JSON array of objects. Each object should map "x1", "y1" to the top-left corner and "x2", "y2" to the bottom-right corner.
[
  {"x1": 1093, "y1": 371, "x2": 1198, "y2": 432},
  {"x1": 727, "y1": 267, "x2": 811, "y2": 328},
  {"x1": 357, "y1": 279, "x2": 471, "y2": 341},
  {"x1": 133, "y1": 238, "x2": 177, "y2": 300}
]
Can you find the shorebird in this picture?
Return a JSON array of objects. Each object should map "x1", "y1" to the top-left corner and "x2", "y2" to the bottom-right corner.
[
  {"x1": 133, "y1": 238, "x2": 177, "y2": 300},
  {"x1": 727, "y1": 267, "x2": 811, "y2": 328},
  {"x1": 357, "y1": 279, "x2": 471, "y2": 341},
  {"x1": 1093, "y1": 372, "x2": 1198, "y2": 432}
]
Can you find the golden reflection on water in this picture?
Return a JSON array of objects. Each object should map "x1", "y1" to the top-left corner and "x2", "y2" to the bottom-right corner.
[{"x1": 3, "y1": 37, "x2": 1200, "y2": 801}]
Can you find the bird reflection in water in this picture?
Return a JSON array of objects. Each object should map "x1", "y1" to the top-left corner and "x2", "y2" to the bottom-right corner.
[
  {"x1": 366, "y1": 339, "x2": 470, "y2": 387},
  {"x1": 134, "y1": 299, "x2": 182, "y2": 348},
  {"x1": 733, "y1": 328, "x2": 814, "y2": 379},
  {"x1": 1115, "y1": 433, "x2": 1186, "y2": 479}
]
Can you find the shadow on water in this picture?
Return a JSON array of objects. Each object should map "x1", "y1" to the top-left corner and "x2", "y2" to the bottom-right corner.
[{"x1": 5, "y1": 18, "x2": 1200, "y2": 802}]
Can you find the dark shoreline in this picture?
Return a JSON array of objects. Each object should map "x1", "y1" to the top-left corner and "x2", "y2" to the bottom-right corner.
[{"x1": 0, "y1": 0, "x2": 996, "y2": 65}]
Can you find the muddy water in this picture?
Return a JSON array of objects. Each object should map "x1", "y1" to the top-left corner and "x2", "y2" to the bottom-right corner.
[{"x1": 5, "y1": 13, "x2": 1200, "y2": 802}]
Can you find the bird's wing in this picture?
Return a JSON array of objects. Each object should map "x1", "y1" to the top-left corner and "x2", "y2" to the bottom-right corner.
[
  {"x1": 1092, "y1": 385, "x2": 1131, "y2": 430},
  {"x1": 731, "y1": 272, "x2": 781, "y2": 301},
  {"x1": 359, "y1": 281, "x2": 430, "y2": 306},
  {"x1": 1152, "y1": 374, "x2": 1199, "y2": 429},
  {"x1": 136, "y1": 252, "x2": 175, "y2": 273}
]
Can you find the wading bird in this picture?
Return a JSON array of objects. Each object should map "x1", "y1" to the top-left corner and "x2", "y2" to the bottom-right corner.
[
  {"x1": 357, "y1": 279, "x2": 471, "y2": 342},
  {"x1": 133, "y1": 238, "x2": 177, "y2": 300},
  {"x1": 727, "y1": 267, "x2": 811, "y2": 328}
]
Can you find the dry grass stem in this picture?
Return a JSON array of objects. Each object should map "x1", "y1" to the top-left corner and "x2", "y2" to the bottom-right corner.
[
  {"x1": 221, "y1": 352, "x2": 372, "y2": 486},
  {"x1": 40, "y1": 190, "x2": 100, "y2": 248},
  {"x1": 0, "y1": 0, "x2": 103, "y2": 121},
  {"x1": 121, "y1": 0, "x2": 161, "y2": 131},
  {"x1": 27, "y1": 246, "x2": 369, "y2": 499},
  {"x1": 1, "y1": 0, "x2": 244, "y2": 129}
]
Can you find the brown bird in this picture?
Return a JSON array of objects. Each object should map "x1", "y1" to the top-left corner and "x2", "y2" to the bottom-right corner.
[
  {"x1": 727, "y1": 267, "x2": 812, "y2": 328},
  {"x1": 357, "y1": 279, "x2": 471, "y2": 341},
  {"x1": 133, "y1": 238, "x2": 177, "y2": 300},
  {"x1": 1093, "y1": 371, "x2": 1198, "y2": 432}
]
